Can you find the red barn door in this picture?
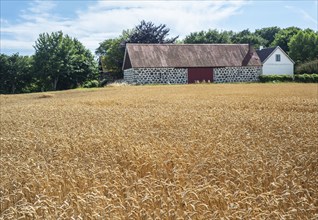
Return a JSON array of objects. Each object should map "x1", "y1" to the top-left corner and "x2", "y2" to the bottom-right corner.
[{"x1": 188, "y1": 68, "x2": 213, "y2": 83}]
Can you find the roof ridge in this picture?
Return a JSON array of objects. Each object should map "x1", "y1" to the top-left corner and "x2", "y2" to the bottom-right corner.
[
  {"x1": 126, "y1": 43, "x2": 249, "y2": 46},
  {"x1": 256, "y1": 46, "x2": 276, "y2": 51}
]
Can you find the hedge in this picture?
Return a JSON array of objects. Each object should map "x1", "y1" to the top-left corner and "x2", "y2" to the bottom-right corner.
[
  {"x1": 259, "y1": 75, "x2": 293, "y2": 83},
  {"x1": 259, "y1": 74, "x2": 318, "y2": 83},
  {"x1": 294, "y1": 74, "x2": 318, "y2": 83}
]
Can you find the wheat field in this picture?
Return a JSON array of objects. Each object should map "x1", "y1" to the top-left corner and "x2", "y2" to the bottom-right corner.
[{"x1": 1, "y1": 84, "x2": 317, "y2": 219}]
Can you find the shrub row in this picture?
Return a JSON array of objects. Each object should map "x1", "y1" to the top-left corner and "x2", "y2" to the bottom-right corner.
[
  {"x1": 259, "y1": 74, "x2": 318, "y2": 83},
  {"x1": 259, "y1": 75, "x2": 293, "y2": 82},
  {"x1": 296, "y1": 59, "x2": 318, "y2": 74},
  {"x1": 83, "y1": 80, "x2": 100, "y2": 88},
  {"x1": 294, "y1": 74, "x2": 318, "y2": 83}
]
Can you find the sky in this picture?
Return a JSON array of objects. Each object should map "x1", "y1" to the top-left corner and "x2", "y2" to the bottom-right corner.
[{"x1": 1, "y1": 0, "x2": 317, "y2": 56}]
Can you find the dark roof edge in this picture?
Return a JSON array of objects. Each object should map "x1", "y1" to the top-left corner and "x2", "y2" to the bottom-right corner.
[
  {"x1": 122, "y1": 47, "x2": 128, "y2": 71},
  {"x1": 263, "y1": 46, "x2": 295, "y2": 64}
]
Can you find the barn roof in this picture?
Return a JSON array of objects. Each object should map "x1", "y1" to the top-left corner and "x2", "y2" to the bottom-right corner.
[{"x1": 123, "y1": 43, "x2": 261, "y2": 70}]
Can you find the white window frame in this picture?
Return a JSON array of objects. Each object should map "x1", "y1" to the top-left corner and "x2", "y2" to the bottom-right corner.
[{"x1": 276, "y1": 54, "x2": 281, "y2": 62}]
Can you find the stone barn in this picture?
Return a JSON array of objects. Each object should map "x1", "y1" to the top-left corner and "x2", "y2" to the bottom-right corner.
[{"x1": 123, "y1": 44, "x2": 262, "y2": 84}]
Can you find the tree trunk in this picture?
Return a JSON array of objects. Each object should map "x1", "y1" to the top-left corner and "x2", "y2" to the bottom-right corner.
[
  {"x1": 53, "y1": 76, "x2": 59, "y2": 91},
  {"x1": 11, "y1": 84, "x2": 16, "y2": 94}
]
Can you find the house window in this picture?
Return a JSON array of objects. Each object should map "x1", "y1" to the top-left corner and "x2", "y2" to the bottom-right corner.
[{"x1": 276, "y1": 54, "x2": 281, "y2": 62}]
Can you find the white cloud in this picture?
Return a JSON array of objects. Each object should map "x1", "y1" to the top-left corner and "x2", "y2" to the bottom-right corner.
[
  {"x1": 1, "y1": 39, "x2": 34, "y2": 50},
  {"x1": 19, "y1": 0, "x2": 59, "y2": 24},
  {"x1": 285, "y1": 5, "x2": 318, "y2": 26},
  {"x1": 0, "y1": 18, "x2": 8, "y2": 25},
  {"x1": 0, "y1": 0, "x2": 248, "y2": 55}
]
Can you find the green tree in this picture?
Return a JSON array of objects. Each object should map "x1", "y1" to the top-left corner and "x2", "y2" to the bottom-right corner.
[
  {"x1": 255, "y1": 26, "x2": 281, "y2": 47},
  {"x1": 96, "y1": 37, "x2": 126, "y2": 79},
  {"x1": 184, "y1": 29, "x2": 233, "y2": 44},
  {"x1": 62, "y1": 38, "x2": 99, "y2": 89},
  {"x1": 231, "y1": 29, "x2": 267, "y2": 49},
  {"x1": 33, "y1": 31, "x2": 97, "y2": 91},
  {"x1": 126, "y1": 20, "x2": 178, "y2": 44},
  {"x1": 271, "y1": 26, "x2": 301, "y2": 52},
  {"x1": 0, "y1": 53, "x2": 33, "y2": 94},
  {"x1": 288, "y1": 30, "x2": 318, "y2": 64},
  {"x1": 96, "y1": 21, "x2": 178, "y2": 79}
]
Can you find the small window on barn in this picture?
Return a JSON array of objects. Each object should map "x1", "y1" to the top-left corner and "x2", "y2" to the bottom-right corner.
[{"x1": 276, "y1": 54, "x2": 281, "y2": 62}]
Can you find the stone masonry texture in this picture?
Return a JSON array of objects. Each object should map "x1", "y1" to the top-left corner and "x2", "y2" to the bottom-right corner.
[
  {"x1": 213, "y1": 66, "x2": 261, "y2": 83},
  {"x1": 124, "y1": 68, "x2": 188, "y2": 84},
  {"x1": 124, "y1": 66, "x2": 261, "y2": 84}
]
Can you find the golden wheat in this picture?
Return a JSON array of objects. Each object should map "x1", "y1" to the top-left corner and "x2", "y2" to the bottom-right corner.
[{"x1": 0, "y1": 84, "x2": 317, "y2": 219}]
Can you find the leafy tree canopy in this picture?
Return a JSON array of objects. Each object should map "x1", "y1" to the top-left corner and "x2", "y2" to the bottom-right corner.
[
  {"x1": 0, "y1": 53, "x2": 33, "y2": 94},
  {"x1": 34, "y1": 31, "x2": 98, "y2": 91},
  {"x1": 255, "y1": 26, "x2": 281, "y2": 47},
  {"x1": 96, "y1": 20, "x2": 178, "y2": 79},
  {"x1": 271, "y1": 26, "x2": 301, "y2": 52},
  {"x1": 184, "y1": 29, "x2": 267, "y2": 48},
  {"x1": 288, "y1": 30, "x2": 318, "y2": 64},
  {"x1": 231, "y1": 29, "x2": 267, "y2": 49},
  {"x1": 184, "y1": 29, "x2": 233, "y2": 44},
  {"x1": 96, "y1": 37, "x2": 126, "y2": 78},
  {"x1": 126, "y1": 20, "x2": 178, "y2": 44}
]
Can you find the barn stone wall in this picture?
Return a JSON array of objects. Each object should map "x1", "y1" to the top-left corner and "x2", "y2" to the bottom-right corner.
[
  {"x1": 213, "y1": 66, "x2": 261, "y2": 83},
  {"x1": 123, "y1": 68, "x2": 135, "y2": 83},
  {"x1": 124, "y1": 66, "x2": 261, "y2": 84},
  {"x1": 124, "y1": 68, "x2": 188, "y2": 84}
]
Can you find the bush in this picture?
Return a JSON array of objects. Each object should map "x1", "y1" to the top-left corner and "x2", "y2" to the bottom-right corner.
[
  {"x1": 259, "y1": 75, "x2": 293, "y2": 83},
  {"x1": 294, "y1": 74, "x2": 318, "y2": 83},
  {"x1": 83, "y1": 80, "x2": 100, "y2": 88},
  {"x1": 100, "y1": 79, "x2": 108, "y2": 87},
  {"x1": 295, "y1": 59, "x2": 318, "y2": 74},
  {"x1": 21, "y1": 82, "x2": 42, "y2": 93},
  {"x1": 259, "y1": 74, "x2": 318, "y2": 83}
]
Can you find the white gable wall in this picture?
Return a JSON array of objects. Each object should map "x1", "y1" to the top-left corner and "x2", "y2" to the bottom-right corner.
[{"x1": 262, "y1": 48, "x2": 294, "y2": 75}]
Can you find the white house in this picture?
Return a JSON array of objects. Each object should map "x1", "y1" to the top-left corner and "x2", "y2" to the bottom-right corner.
[{"x1": 256, "y1": 46, "x2": 294, "y2": 75}]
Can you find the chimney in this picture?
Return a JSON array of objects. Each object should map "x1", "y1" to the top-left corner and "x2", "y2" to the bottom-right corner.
[
  {"x1": 248, "y1": 42, "x2": 253, "y2": 55},
  {"x1": 242, "y1": 42, "x2": 254, "y2": 66},
  {"x1": 259, "y1": 45, "x2": 264, "y2": 50}
]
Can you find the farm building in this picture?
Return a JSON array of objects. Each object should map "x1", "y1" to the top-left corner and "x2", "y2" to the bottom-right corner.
[
  {"x1": 123, "y1": 43, "x2": 262, "y2": 84},
  {"x1": 256, "y1": 46, "x2": 294, "y2": 75}
]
